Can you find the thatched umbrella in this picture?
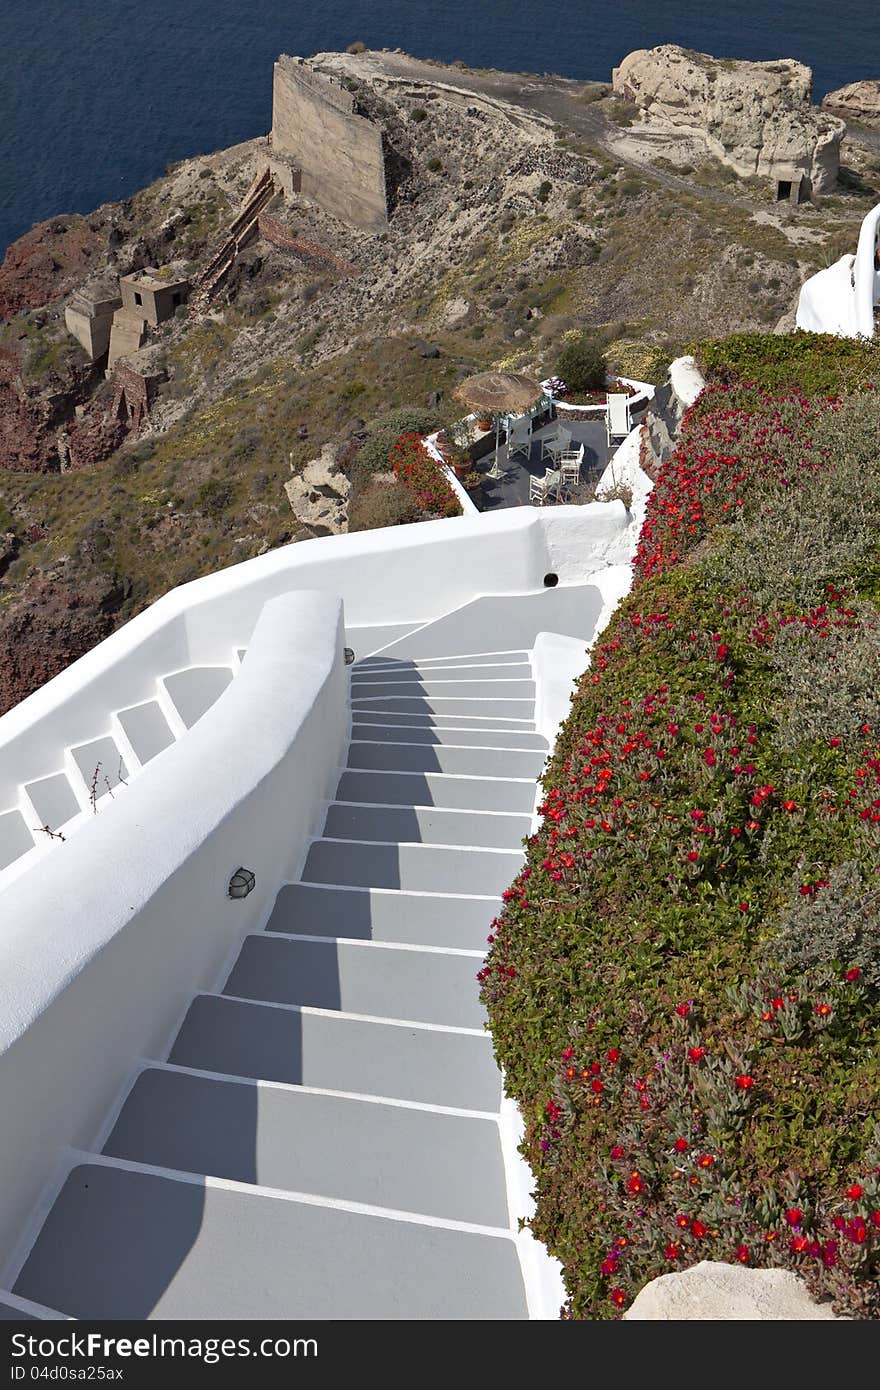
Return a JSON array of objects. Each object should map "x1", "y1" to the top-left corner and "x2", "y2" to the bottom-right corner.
[
  {"x1": 452, "y1": 371, "x2": 544, "y2": 466},
  {"x1": 453, "y1": 371, "x2": 543, "y2": 421}
]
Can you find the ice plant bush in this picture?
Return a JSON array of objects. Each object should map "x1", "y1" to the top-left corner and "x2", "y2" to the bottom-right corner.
[
  {"x1": 482, "y1": 373, "x2": 880, "y2": 1318},
  {"x1": 388, "y1": 433, "x2": 462, "y2": 519}
]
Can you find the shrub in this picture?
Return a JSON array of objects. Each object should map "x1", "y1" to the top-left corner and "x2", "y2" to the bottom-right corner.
[
  {"x1": 693, "y1": 331, "x2": 880, "y2": 396},
  {"x1": 482, "y1": 374, "x2": 880, "y2": 1319},
  {"x1": 769, "y1": 863, "x2": 880, "y2": 995},
  {"x1": 389, "y1": 433, "x2": 461, "y2": 518},
  {"x1": 195, "y1": 478, "x2": 235, "y2": 518},
  {"x1": 767, "y1": 600, "x2": 880, "y2": 754},
  {"x1": 537, "y1": 181, "x2": 553, "y2": 204},
  {"x1": 411, "y1": 108, "x2": 428, "y2": 123},
  {"x1": 348, "y1": 483, "x2": 422, "y2": 532},
  {"x1": 556, "y1": 332, "x2": 607, "y2": 395},
  {"x1": 426, "y1": 157, "x2": 444, "y2": 174},
  {"x1": 352, "y1": 406, "x2": 444, "y2": 477}
]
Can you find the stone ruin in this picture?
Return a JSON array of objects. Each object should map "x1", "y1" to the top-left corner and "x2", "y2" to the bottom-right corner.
[
  {"x1": 613, "y1": 45, "x2": 845, "y2": 202},
  {"x1": 267, "y1": 55, "x2": 405, "y2": 230}
]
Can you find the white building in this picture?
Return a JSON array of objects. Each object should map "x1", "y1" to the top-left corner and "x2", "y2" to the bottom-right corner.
[{"x1": 796, "y1": 201, "x2": 880, "y2": 337}]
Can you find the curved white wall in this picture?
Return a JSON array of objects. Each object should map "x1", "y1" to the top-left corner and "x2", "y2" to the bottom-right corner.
[
  {"x1": 796, "y1": 201, "x2": 880, "y2": 338},
  {"x1": 0, "y1": 590, "x2": 348, "y2": 1274},
  {"x1": 0, "y1": 505, "x2": 629, "y2": 883}
]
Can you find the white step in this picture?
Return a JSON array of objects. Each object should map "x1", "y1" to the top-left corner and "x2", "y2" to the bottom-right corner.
[
  {"x1": 336, "y1": 769, "x2": 536, "y2": 812},
  {"x1": 161, "y1": 666, "x2": 233, "y2": 728},
  {"x1": 346, "y1": 742, "x2": 545, "y2": 778},
  {"x1": 224, "y1": 933, "x2": 488, "y2": 1030},
  {"x1": 13, "y1": 1162, "x2": 527, "y2": 1319},
  {"x1": 267, "y1": 884, "x2": 498, "y2": 949},
  {"x1": 351, "y1": 662, "x2": 533, "y2": 685},
  {"x1": 352, "y1": 709, "x2": 536, "y2": 730},
  {"x1": 170, "y1": 994, "x2": 501, "y2": 1109},
  {"x1": 104, "y1": 1067, "x2": 509, "y2": 1226},
  {"x1": 323, "y1": 803, "x2": 530, "y2": 849},
  {"x1": 355, "y1": 650, "x2": 529, "y2": 671},
  {"x1": 350, "y1": 696, "x2": 535, "y2": 718},
  {"x1": 350, "y1": 723, "x2": 548, "y2": 749},
  {"x1": 302, "y1": 838, "x2": 523, "y2": 895}
]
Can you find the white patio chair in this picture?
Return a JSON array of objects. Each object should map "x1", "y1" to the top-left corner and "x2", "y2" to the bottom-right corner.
[
  {"x1": 529, "y1": 468, "x2": 561, "y2": 506},
  {"x1": 506, "y1": 415, "x2": 532, "y2": 461},
  {"x1": 541, "y1": 424, "x2": 572, "y2": 464},
  {"x1": 559, "y1": 443, "x2": 585, "y2": 496},
  {"x1": 606, "y1": 393, "x2": 631, "y2": 445}
]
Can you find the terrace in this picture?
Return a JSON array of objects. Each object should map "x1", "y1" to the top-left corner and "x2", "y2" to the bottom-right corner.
[{"x1": 453, "y1": 380, "x2": 654, "y2": 512}]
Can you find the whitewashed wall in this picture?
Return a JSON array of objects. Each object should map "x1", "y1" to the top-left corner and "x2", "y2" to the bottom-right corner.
[{"x1": 0, "y1": 590, "x2": 347, "y2": 1274}]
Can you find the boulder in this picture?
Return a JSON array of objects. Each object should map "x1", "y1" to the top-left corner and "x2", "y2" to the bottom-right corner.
[
  {"x1": 612, "y1": 45, "x2": 844, "y2": 195},
  {"x1": 284, "y1": 442, "x2": 351, "y2": 537},
  {"x1": 623, "y1": 1261, "x2": 841, "y2": 1320},
  {"x1": 823, "y1": 80, "x2": 880, "y2": 126}
]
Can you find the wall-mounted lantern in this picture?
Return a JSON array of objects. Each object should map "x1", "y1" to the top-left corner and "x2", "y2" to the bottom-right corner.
[
  {"x1": 228, "y1": 866, "x2": 256, "y2": 899},
  {"x1": 344, "y1": 648, "x2": 355, "y2": 665}
]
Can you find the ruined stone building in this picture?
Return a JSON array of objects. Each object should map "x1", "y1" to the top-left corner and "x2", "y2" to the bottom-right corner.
[
  {"x1": 107, "y1": 268, "x2": 189, "y2": 370},
  {"x1": 267, "y1": 55, "x2": 404, "y2": 230}
]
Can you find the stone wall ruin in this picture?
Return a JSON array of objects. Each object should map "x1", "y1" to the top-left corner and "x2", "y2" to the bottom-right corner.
[{"x1": 270, "y1": 56, "x2": 390, "y2": 230}]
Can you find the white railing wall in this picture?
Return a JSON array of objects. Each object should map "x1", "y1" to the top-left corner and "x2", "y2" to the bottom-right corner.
[{"x1": 0, "y1": 590, "x2": 348, "y2": 1275}]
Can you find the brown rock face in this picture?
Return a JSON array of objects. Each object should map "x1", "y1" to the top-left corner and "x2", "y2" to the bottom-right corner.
[
  {"x1": 0, "y1": 216, "x2": 107, "y2": 321},
  {"x1": 823, "y1": 80, "x2": 880, "y2": 126},
  {"x1": 0, "y1": 567, "x2": 129, "y2": 717},
  {"x1": 612, "y1": 45, "x2": 844, "y2": 193},
  {"x1": 0, "y1": 349, "x2": 65, "y2": 471}
]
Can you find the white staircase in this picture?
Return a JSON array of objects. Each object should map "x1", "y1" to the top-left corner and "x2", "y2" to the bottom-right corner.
[{"x1": 7, "y1": 643, "x2": 553, "y2": 1319}]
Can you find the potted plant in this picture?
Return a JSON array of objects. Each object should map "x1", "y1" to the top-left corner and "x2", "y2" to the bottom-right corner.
[
  {"x1": 442, "y1": 440, "x2": 473, "y2": 480},
  {"x1": 460, "y1": 469, "x2": 485, "y2": 497}
]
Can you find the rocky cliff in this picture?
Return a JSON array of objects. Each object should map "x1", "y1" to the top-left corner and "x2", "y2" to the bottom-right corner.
[
  {"x1": 823, "y1": 80, "x2": 880, "y2": 126},
  {"x1": 613, "y1": 45, "x2": 845, "y2": 194}
]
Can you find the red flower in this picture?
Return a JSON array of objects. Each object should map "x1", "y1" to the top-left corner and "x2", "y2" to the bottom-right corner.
[
  {"x1": 606, "y1": 1047, "x2": 621, "y2": 1064},
  {"x1": 675, "y1": 1002, "x2": 691, "y2": 1018},
  {"x1": 846, "y1": 1183, "x2": 864, "y2": 1201},
  {"x1": 600, "y1": 1257, "x2": 618, "y2": 1275},
  {"x1": 673, "y1": 1138, "x2": 689, "y2": 1154},
  {"x1": 845, "y1": 967, "x2": 861, "y2": 982},
  {"x1": 846, "y1": 1218, "x2": 867, "y2": 1245},
  {"x1": 676, "y1": 1213, "x2": 689, "y2": 1229},
  {"x1": 735, "y1": 1244, "x2": 750, "y2": 1264},
  {"x1": 609, "y1": 1287, "x2": 627, "y2": 1307},
  {"x1": 734, "y1": 1074, "x2": 755, "y2": 1090},
  {"x1": 814, "y1": 1001, "x2": 832, "y2": 1018},
  {"x1": 789, "y1": 1234, "x2": 810, "y2": 1254},
  {"x1": 610, "y1": 1145, "x2": 624, "y2": 1160},
  {"x1": 784, "y1": 1208, "x2": 803, "y2": 1228},
  {"x1": 739, "y1": 902, "x2": 750, "y2": 912},
  {"x1": 691, "y1": 1220, "x2": 707, "y2": 1239},
  {"x1": 870, "y1": 1211, "x2": 880, "y2": 1228},
  {"x1": 626, "y1": 1171, "x2": 645, "y2": 1195},
  {"x1": 697, "y1": 1154, "x2": 715, "y2": 1169},
  {"x1": 591, "y1": 1079, "x2": 605, "y2": 1095},
  {"x1": 664, "y1": 1242, "x2": 681, "y2": 1261},
  {"x1": 688, "y1": 1047, "x2": 705, "y2": 1063},
  {"x1": 782, "y1": 799, "x2": 798, "y2": 812},
  {"x1": 822, "y1": 1241, "x2": 838, "y2": 1268}
]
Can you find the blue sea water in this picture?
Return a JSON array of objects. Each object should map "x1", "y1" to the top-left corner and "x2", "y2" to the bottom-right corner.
[{"x1": 1, "y1": 0, "x2": 878, "y2": 256}]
